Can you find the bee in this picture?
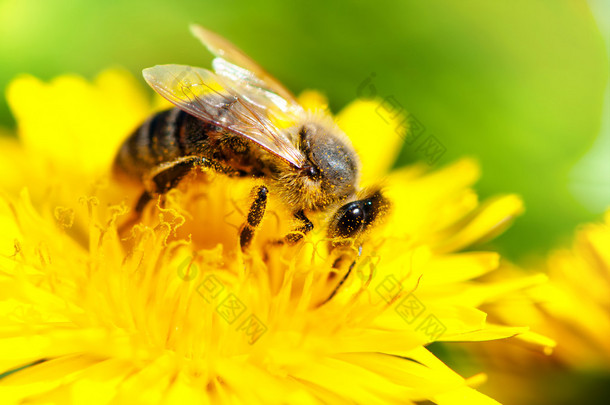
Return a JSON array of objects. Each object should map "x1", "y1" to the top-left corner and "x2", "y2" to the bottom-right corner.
[{"x1": 114, "y1": 25, "x2": 389, "y2": 251}]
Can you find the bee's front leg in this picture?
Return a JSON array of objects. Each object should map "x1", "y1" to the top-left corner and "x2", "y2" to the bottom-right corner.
[
  {"x1": 283, "y1": 210, "x2": 314, "y2": 244},
  {"x1": 264, "y1": 210, "x2": 314, "y2": 247},
  {"x1": 258, "y1": 210, "x2": 314, "y2": 252},
  {"x1": 319, "y1": 248, "x2": 361, "y2": 306}
]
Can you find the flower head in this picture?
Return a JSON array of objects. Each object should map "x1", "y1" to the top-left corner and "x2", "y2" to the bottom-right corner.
[
  {"x1": 487, "y1": 209, "x2": 610, "y2": 370},
  {"x1": 461, "y1": 210, "x2": 610, "y2": 404},
  {"x1": 0, "y1": 69, "x2": 544, "y2": 404}
]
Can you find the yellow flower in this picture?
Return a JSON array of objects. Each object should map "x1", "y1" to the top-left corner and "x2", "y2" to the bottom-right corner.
[
  {"x1": 543, "y1": 210, "x2": 610, "y2": 369},
  {"x1": 488, "y1": 210, "x2": 610, "y2": 370},
  {"x1": 464, "y1": 211, "x2": 610, "y2": 404},
  {"x1": 0, "y1": 69, "x2": 545, "y2": 404}
]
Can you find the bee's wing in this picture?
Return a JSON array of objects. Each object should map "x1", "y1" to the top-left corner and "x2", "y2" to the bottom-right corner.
[
  {"x1": 143, "y1": 64, "x2": 305, "y2": 168},
  {"x1": 190, "y1": 24, "x2": 302, "y2": 114}
]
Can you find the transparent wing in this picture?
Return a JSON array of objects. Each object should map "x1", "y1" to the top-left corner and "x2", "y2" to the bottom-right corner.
[
  {"x1": 211, "y1": 58, "x2": 297, "y2": 115},
  {"x1": 143, "y1": 64, "x2": 305, "y2": 168},
  {"x1": 189, "y1": 24, "x2": 303, "y2": 114}
]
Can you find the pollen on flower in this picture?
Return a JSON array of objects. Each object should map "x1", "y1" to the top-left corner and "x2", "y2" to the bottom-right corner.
[{"x1": 0, "y1": 69, "x2": 546, "y2": 404}]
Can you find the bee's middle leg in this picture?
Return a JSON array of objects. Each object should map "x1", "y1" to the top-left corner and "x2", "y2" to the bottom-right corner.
[{"x1": 239, "y1": 185, "x2": 269, "y2": 251}]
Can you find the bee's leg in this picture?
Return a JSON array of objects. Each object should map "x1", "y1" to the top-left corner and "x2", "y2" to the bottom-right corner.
[
  {"x1": 264, "y1": 210, "x2": 314, "y2": 249},
  {"x1": 322, "y1": 258, "x2": 357, "y2": 305},
  {"x1": 284, "y1": 210, "x2": 314, "y2": 244},
  {"x1": 127, "y1": 157, "x2": 203, "y2": 219},
  {"x1": 146, "y1": 156, "x2": 211, "y2": 197},
  {"x1": 134, "y1": 191, "x2": 154, "y2": 214},
  {"x1": 239, "y1": 185, "x2": 269, "y2": 251},
  {"x1": 137, "y1": 156, "x2": 239, "y2": 214},
  {"x1": 319, "y1": 246, "x2": 362, "y2": 305},
  {"x1": 122, "y1": 156, "x2": 228, "y2": 233},
  {"x1": 118, "y1": 157, "x2": 204, "y2": 234}
]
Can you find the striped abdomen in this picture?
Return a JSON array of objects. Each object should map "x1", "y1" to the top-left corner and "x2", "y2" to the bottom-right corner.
[
  {"x1": 113, "y1": 108, "x2": 208, "y2": 181},
  {"x1": 114, "y1": 107, "x2": 276, "y2": 185}
]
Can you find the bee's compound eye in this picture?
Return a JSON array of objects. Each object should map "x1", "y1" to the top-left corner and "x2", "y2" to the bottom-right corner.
[
  {"x1": 327, "y1": 190, "x2": 389, "y2": 241},
  {"x1": 333, "y1": 202, "x2": 365, "y2": 239}
]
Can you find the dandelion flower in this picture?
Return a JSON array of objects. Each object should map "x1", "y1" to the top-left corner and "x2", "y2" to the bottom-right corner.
[
  {"x1": 540, "y1": 210, "x2": 610, "y2": 369},
  {"x1": 465, "y1": 211, "x2": 610, "y2": 404},
  {"x1": 0, "y1": 69, "x2": 545, "y2": 404},
  {"x1": 486, "y1": 209, "x2": 610, "y2": 370}
]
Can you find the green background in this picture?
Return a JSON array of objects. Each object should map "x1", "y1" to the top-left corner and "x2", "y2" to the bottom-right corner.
[{"x1": 0, "y1": 0, "x2": 608, "y2": 263}]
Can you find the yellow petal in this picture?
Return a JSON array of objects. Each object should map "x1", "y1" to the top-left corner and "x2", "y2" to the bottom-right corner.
[
  {"x1": 0, "y1": 355, "x2": 100, "y2": 404},
  {"x1": 6, "y1": 69, "x2": 150, "y2": 175},
  {"x1": 421, "y1": 252, "x2": 500, "y2": 286},
  {"x1": 297, "y1": 90, "x2": 329, "y2": 112},
  {"x1": 0, "y1": 136, "x2": 29, "y2": 192},
  {"x1": 434, "y1": 194, "x2": 524, "y2": 253},
  {"x1": 383, "y1": 159, "x2": 481, "y2": 240},
  {"x1": 435, "y1": 385, "x2": 501, "y2": 405}
]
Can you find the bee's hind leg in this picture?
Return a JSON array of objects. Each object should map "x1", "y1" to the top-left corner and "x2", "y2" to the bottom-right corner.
[
  {"x1": 118, "y1": 190, "x2": 154, "y2": 235},
  {"x1": 146, "y1": 156, "x2": 212, "y2": 197},
  {"x1": 239, "y1": 185, "x2": 269, "y2": 252},
  {"x1": 134, "y1": 191, "x2": 154, "y2": 215},
  {"x1": 119, "y1": 156, "x2": 211, "y2": 234}
]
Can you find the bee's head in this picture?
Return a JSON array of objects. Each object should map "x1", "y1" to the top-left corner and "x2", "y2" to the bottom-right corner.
[
  {"x1": 296, "y1": 122, "x2": 360, "y2": 209},
  {"x1": 327, "y1": 189, "x2": 390, "y2": 241}
]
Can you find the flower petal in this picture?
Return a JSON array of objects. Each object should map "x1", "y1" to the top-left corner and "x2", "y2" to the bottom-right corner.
[{"x1": 6, "y1": 69, "x2": 150, "y2": 174}]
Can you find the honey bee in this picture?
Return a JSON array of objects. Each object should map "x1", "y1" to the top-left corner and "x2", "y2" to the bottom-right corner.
[{"x1": 114, "y1": 25, "x2": 389, "y2": 251}]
